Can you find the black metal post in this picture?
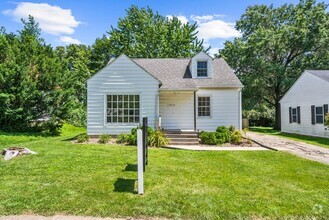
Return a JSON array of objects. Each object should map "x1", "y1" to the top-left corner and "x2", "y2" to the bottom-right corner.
[{"x1": 142, "y1": 117, "x2": 148, "y2": 172}]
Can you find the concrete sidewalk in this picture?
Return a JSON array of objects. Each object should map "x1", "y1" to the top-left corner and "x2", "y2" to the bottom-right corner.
[
  {"x1": 164, "y1": 145, "x2": 268, "y2": 151},
  {"x1": 248, "y1": 132, "x2": 329, "y2": 165}
]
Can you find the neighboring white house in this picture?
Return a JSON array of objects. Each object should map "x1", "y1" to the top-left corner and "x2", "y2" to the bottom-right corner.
[
  {"x1": 280, "y1": 70, "x2": 329, "y2": 138},
  {"x1": 87, "y1": 52, "x2": 243, "y2": 135}
]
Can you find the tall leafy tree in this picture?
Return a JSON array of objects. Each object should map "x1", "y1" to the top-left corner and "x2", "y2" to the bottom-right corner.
[
  {"x1": 0, "y1": 16, "x2": 72, "y2": 133},
  {"x1": 105, "y1": 6, "x2": 206, "y2": 59},
  {"x1": 219, "y1": 0, "x2": 329, "y2": 129},
  {"x1": 55, "y1": 44, "x2": 91, "y2": 126}
]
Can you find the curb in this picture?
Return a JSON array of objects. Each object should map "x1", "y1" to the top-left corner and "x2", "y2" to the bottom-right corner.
[{"x1": 248, "y1": 138, "x2": 278, "y2": 151}]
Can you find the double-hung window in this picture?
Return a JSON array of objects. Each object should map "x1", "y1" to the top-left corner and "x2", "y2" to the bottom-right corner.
[
  {"x1": 197, "y1": 61, "x2": 208, "y2": 77},
  {"x1": 198, "y1": 97, "x2": 210, "y2": 117},
  {"x1": 291, "y1": 108, "x2": 297, "y2": 123},
  {"x1": 315, "y1": 106, "x2": 323, "y2": 124},
  {"x1": 106, "y1": 95, "x2": 140, "y2": 124}
]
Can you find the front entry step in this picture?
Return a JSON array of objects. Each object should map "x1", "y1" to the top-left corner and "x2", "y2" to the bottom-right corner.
[{"x1": 164, "y1": 130, "x2": 199, "y2": 146}]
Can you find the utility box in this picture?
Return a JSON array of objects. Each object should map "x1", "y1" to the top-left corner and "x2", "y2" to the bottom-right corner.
[{"x1": 242, "y1": 118, "x2": 249, "y2": 129}]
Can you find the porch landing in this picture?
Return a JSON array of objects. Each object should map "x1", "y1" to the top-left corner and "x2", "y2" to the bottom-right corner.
[{"x1": 163, "y1": 145, "x2": 268, "y2": 151}]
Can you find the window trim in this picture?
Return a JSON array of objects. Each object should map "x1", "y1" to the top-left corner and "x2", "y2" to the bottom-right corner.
[
  {"x1": 196, "y1": 60, "x2": 208, "y2": 78},
  {"x1": 104, "y1": 93, "x2": 141, "y2": 126},
  {"x1": 291, "y1": 108, "x2": 297, "y2": 123},
  {"x1": 315, "y1": 106, "x2": 324, "y2": 124},
  {"x1": 197, "y1": 96, "x2": 211, "y2": 118}
]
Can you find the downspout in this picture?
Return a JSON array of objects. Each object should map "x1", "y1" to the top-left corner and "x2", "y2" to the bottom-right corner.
[
  {"x1": 155, "y1": 91, "x2": 159, "y2": 130},
  {"x1": 194, "y1": 91, "x2": 196, "y2": 131},
  {"x1": 238, "y1": 89, "x2": 242, "y2": 130}
]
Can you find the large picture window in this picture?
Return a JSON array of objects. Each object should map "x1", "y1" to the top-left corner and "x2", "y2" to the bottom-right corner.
[
  {"x1": 106, "y1": 95, "x2": 140, "y2": 124},
  {"x1": 315, "y1": 106, "x2": 323, "y2": 124},
  {"x1": 197, "y1": 61, "x2": 208, "y2": 77},
  {"x1": 198, "y1": 97, "x2": 210, "y2": 117}
]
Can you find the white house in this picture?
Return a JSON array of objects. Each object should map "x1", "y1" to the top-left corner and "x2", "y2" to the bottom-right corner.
[
  {"x1": 87, "y1": 52, "x2": 243, "y2": 135},
  {"x1": 280, "y1": 70, "x2": 329, "y2": 137}
]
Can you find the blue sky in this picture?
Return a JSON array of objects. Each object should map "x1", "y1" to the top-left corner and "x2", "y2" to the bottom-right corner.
[{"x1": 1, "y1": 0, "x2": 306, "y2": 55}]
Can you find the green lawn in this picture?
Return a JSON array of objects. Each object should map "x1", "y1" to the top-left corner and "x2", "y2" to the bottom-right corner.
[
  {"x1": 1, "y1": 125, "x2": 329, "y2": 219},
  {"x1": 250, "y1": 126, "x2": 329, "y2": 149}
]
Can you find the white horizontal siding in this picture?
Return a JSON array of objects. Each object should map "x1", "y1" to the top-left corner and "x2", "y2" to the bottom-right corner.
[
  {"x1": 196, "y1": 89, "x2": 240, "y2": 131},
  {"x1": 159, "y1": 92, "x2": 194, "y2": 130},
  {"x1": 87, "y1": 55, "x2": 159, "y2": 135},
  {"x1": 189, "y1": 52, "x2": 213, "y2": 78},
  {"x1": 281, "y1": 73, "x2": 329, "y2": 137}
]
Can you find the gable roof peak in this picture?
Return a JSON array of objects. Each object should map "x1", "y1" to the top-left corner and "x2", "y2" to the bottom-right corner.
[
  {"x1": 192, "y1": 51, "x2": 214, "y2": 60},
  {"x1": 305, "y1": 70, "x2": 329, "y2": 83}
]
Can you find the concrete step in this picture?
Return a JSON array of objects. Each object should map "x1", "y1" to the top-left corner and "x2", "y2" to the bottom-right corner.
[
  {"x1": 169, "y1": 142, "x2": 200, "y2": 145},
  {"x1": 168, "y1": 138, "x2": 199, "y2": 142},
  {"x1": 164, "y1": 130, "x2": 198, "y2": 135},
  {"x1": 165, "y1": 134, "x2": 198, "y2": 138}
]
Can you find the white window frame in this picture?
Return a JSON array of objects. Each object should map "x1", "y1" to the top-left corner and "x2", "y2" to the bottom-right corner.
[
  {"x1": 104, "y1": 93, "x2": 141, "y2": 126},
  {"x1": 197, "y1": 60, "x2": 208, "y2": 78},
  {"x1": 315, "y1": 106, "x2": 324, "y2": 124},
  {"x1": 197, "y1": 96, "x2": 211, "y2": 118}
]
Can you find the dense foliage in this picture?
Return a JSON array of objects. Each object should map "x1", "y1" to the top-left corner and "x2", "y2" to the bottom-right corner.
[
  {"x1": 243, "y1": 105, "x2": 275, "y2": 127},
  {"x1": 200, "y1": 126, "x2": 243, "y2": 145},
  {"x1": 0, "y1": 6, "x2": 207, "y2": 133},
  {"x1": 219, "y1": 0, "x2": 329, "y2": 129},
  {"x1": 106, "y1": 5, "x2": 207, "y2": 58}
]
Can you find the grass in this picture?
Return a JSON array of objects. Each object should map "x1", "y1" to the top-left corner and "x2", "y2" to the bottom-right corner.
[
  {"x1": 0, "y1": 125, "x2": 329, "y2": 219},
  {"x1": 250, "y1": 126, "x2": 329, "y2": 149}
]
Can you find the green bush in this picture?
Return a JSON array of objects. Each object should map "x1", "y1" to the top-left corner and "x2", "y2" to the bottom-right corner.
[
  {"x1": 116, "y1": 133, "x2": 130, "y2": 144},
  {"x1": 325, "y1": 113, "x2": 329, "y2": 126},
  {"x1": 200, "y1": 131, "x2": 219, "y2": 145},
  {"x1": 126, "y1": 134, "x2": 137, "y2": 145},
  {"x1": 117, "y1": 126, "x2": 156, "y2": 146},
  {"x1": 98, "y1": 134, "x2": 111, "y2": 144},
  {"x1": 216, "y1": 126, "x2": 231, "y2": 143},
  {"x1": 149, "y1": 130, "x2": 169, "y2": 147},
  {"x1": 215, "y1": 132, "x2": 228, "y2": 144},
  {"x1": 77, "y1": 133, "x2": 89, "y2": 143},
  {"x1": 41, "y1": 118, "x2": 64, "y2": 136},
  {"x1": 216, "y1": 126, "x2": 229, "y2": 133},
  {"x1": 128, "y1": 126, "x2": 154, "y2": 146},
  {"x1": 231, "y1": 130, "x2": 242, "y2": 144},
  {"x1": 200, "y1": 125, "x2": 243, "y2": 145}
]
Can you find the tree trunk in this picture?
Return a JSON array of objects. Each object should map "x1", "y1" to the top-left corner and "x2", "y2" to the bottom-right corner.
[{"x1": 274, "y1": 102, "x2": 281, "y2": 130}]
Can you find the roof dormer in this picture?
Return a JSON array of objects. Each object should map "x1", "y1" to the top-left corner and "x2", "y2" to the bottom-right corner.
[{"x1": 189, "y1": 51, "x2": 213, "y2": 78}]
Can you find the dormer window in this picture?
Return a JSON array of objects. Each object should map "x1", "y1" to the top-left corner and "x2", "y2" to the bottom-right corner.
[{"x1": 197, "y1": 61, "x2": 208, "y2": 77}]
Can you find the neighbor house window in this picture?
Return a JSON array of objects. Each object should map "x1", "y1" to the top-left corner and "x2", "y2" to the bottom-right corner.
[
  {"x1": 198, "y1": 97, "x2": 210, "y2": 117},
  {"x1": 292, "y1": 108, "x2": 297, "y2": 123},
  {"x1": 197, "y1": 61, "x2": 208, "y2": 77},
  {"x1": 315, "y1": 106, "x2": 323, "y2": 124},
  {"x1": 106, "y1": 95, "x2": 140, "y2": 124}
]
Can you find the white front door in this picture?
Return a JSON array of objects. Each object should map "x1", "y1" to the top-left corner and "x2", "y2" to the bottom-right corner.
[{"x1": 159, "y1": 92, "x2": 194, "y2": 130}]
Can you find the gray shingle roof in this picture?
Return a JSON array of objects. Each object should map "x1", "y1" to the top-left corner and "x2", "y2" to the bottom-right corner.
[
  {"x1": 132, "y1": 58, "x2": 243, "y2": 90},
  {"x1": 306, "y1": 70, "x2": 329, "y2": 83}
]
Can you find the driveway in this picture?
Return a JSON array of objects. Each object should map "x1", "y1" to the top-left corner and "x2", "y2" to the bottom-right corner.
[{"x1": 248, "y1": 132, "x2": 329, "y2": 165}]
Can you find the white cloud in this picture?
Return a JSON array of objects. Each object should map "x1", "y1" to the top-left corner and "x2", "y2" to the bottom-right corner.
[
  {"x1": 191, "y1": 15, "x2": 214, "y2": 23},
  {"x1": 196, "y1": 19, "x2": 241, "y2": 41},
  {"x1": 208, "y1": 47, "x2": 220, "y2": 57},
  {"x1": 167, "y1": 14, "x2": 240, "y2": 42},
  {"x1": 59, "y1": 36, "x2": 81, "y2": 45},
  {"x1": 3, "y1": 2, "x2": 81, "y2": 36},
  {"x1": 166, "y1": 15, "x2": 189, "y2": 24}
]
